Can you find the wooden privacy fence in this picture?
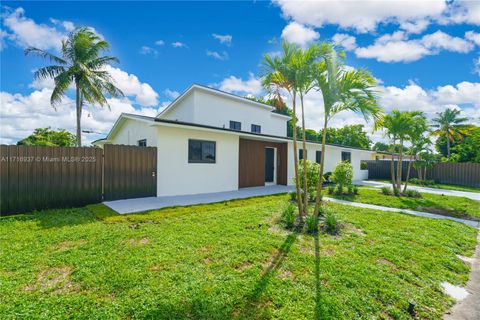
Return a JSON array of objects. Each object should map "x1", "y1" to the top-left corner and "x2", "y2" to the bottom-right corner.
[
  {"x1": 1, "y1": 145, "x2": 157, "y2": 215},
  {"x1": 365, "y1": 160, "x2": 480, "y2": 187}
]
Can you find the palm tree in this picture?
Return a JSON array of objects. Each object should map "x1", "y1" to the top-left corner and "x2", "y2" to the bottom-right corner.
[
  {"x1": 403, "y1": 114, "x2": 429, "y2": 192},
  {"x1": 431, "y1": 108, "x2": 468, "y2": 159},
  {"x1": 292, "y1": 44, "x2": 319, "y2": 216},
  {"x1": 25, "y1": 27, "x2": 124, "y2": 147},
  {"x1": 262, "y1": 42, "x2": 303, "y2": 215},
  {"x1": 312, "y1": 43, "x2": 381, "y2": 216}
]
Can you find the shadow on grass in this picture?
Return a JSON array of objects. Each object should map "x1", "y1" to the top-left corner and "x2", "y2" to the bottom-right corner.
[{"x1": 233, "y1": 225, "x2": 301, "y2": 318}]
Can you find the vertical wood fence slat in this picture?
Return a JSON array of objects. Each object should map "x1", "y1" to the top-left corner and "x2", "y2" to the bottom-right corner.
[{"x1": 366, "y1": 160, "x2": 480, "y2": 187}]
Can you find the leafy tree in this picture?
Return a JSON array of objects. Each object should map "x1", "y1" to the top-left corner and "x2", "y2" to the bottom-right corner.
[
  {"x1": 17, "y1": 127, "x2": 76, "y2": 147},
  {"x1": 25, "y1": 27, "x2": 124, "y2": 147},
  {"x1": 332, "y1": 161, "x2": 353, "y2": 193},
  {"x1": 321, "y1": 125, "x2": 372, "y2": 149},
  {"x1": 436, "y1": 125, "x2": 480, "y2": 163},
  {"x1": 431, "y1": 108, "x2": 468, "y2": 159},
  {"x1": 372, "y1": 142, "x2": 390, "y2": 152},
  {"x1": 312, "y1": 43, "x2": 381, "y2": 217}
]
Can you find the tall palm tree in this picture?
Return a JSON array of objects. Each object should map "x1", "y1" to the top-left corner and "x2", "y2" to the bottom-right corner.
[
  {"x1": 292, "y1": 44, "x2": 319, "y2": 216},
  {"x1": 403, "y1": 114, "x2": 429, "y2": 192},
  {"x1": 431, "y1": 108, "x2": 468, "y2": 159},
  {"x1": 262, "y1": 42, "x2": 303, "y2": 214},
  {"x1": 25, "y1": 27, "x2": 124, "y2": 147},
  {"x1": 312, "y1": 43, "x2": 381, "y2": 216}
]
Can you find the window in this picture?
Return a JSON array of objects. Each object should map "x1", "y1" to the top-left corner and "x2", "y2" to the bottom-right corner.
[
  {"x1": 341, "y1": 151, "x2": 351, "y2": 162},
  {"x1": 229, "y1": 121, "x2": 241, "y2": 131},
  {"x1": 138, "y1": 139, "x2": 147, "y2": 147},
  {"x1": 251, "y1": 124, "x2": 261, "y2": 133},
  {"x1": 316, "y1": 150, "x2": 322, "y2": 164},
  {"x1": 188, "y1": 139, "x2": 216, "y2": 163},
  {"x1": 299, "y1": 149, "x2": 306, "y2": 160}
]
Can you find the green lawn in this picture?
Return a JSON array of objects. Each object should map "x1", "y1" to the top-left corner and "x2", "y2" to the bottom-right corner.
[
  {"x1": 0, "y1": 196, "x2": 477, "y2": 319},
  {"x1": 327, "y1": 187, "x2": 480, "y2": 220},
  {"x1": 370, "y1": 179, "x2": 480, "y2": 193}
]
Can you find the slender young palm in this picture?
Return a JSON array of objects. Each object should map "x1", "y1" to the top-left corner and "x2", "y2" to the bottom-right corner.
[
  {"x1": 431, "y1": 108, "x2": 468, "y2": 159},
  {"x1": 403, "y1": 114, "x2": 429, "y2": 192},
  {"x1": 292, "y1": 44, "x2": 319, "y2": 215},
  {"x1": 25, "y1": 27, "x2": 124, "y2": 146},
  {"x1": 262, "y1": 42, "x2": 303, "y2": 214},
  {"x1": 313, "y1": 43, "x2": 381, "y2": 216}
]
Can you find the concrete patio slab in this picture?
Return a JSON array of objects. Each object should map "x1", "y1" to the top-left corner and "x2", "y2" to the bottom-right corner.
[
  {"x1": 104, "y1": 185, "x2": 295, "y2": 214},
  {"x1": 358, "y1": 180, "x2": 480, "y2": 201}
]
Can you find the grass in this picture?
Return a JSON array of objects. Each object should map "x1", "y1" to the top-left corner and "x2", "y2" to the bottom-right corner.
[
  {"x1": 328, "y1": 186, "x2": 480, "y2": 220},
  {"x1": 0, "y1": 196, "x2": 477, "y2": 319},
  {"x1": 370, "y1": 179, "x2": 480, "y2": 193}
]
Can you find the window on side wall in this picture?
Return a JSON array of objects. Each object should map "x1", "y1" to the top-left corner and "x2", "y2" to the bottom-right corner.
[
  {"x1": 341, "y1": 151, "x2": 351, "y2": 163},
  {"x1": 251, "y1": 124, "x2": 261, "y2": 133},
  {"x1": 299, "y1": 149, "x2": 306, "y2": 160},
  {"x1": 316, "y1": 150, "x2": 322, "y2": 164},
  {"x1": 138, "y1": 139, "x2": 147, "y2": 147},
  {"x1": 188, "y1": 139, "x2": 216, "y2": 163},
  {"x1": 229, "y1": 121, "x2": 241, "y2": 131}
]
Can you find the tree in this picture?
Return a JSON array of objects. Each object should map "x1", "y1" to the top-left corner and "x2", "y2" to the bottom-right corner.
[
  {"x1": 402, "y1": 114, "x2": 429, "y2": 192},
  {"x1": 25, "y1": 27, "x2": 124, "y2": 147},
  {"x1": 436, "y1": 125, "x2": 480, "y2": 163},
  {"x1": 312, "y1": 43, "x2": 381, "y2": 217},
  {"x1": 17, "y1": 127, "x2": 76, "y2": 147},
  {"x1": 262, "y1": 42, "x2": 304, "y2": 215},
  {"x1": 322, "y1": 125, "x2": 372, "y2": 149},
  {"x1": 431, "y1": 108, "x2": 468, "y2": 159},
  {"x1": 372, "y1": 142, "x2": 390, "y2": 152}
]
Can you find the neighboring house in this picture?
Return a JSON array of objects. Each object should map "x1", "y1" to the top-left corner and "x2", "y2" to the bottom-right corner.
[{"x1": 94, "y1": 84, "x2": 374, "y2": 197}]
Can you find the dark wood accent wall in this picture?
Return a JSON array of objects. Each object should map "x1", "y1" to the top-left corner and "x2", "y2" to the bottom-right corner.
[{"x1": 238, "y1": 139, "x2": 288, "y2": 188}]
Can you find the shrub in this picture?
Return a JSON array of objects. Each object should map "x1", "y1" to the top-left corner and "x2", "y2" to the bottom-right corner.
[
  {"x1": 323, "y1": 171, "x2": 333, "y2": 183},
  {"x1": 308, "y1": 189, "x2": 316, "y2": 202},
  {"x1": 405, "y1": 189, "x2": 422, "y2": 198},
  {"x1": 324, "y1": 211, "x2": 340, "y2": 235},
  {"x1": 353, "y1": 185, "x2": 359, "y2": 195},
  {"x1": 332, "y1": 161, "x2": 353, "y2": 192},
  {"x1": 424, "y1": 179, "x2": 435, "y2": 186},
  {"x1": 282, "y1": 203, "x2": 296, "y2": 229},
  {"x1": 347, "y1": 185, "x2": 354, "y2": 195},
  {"x1": 327, "y1": 185, "x2": 335, "y2": 195},
  {"x1": 410, "y1": 178, "x2": 420, "y2": 185},
  {"x1": 381, "y1": 186, "x2": 392, "y2": 195},
  {"x1": 335, "y1": 184, "x2": 343, "y2": 195},
  {"x1": 393, "y1": 187, "x2": 401, "y2": 197},
  {"x1": 296, "y1": 160, "x2": 320, "y2": 200},
  {"x1": 289, "y1": 191, "x2": 297, "y2": 202},
  {"x1": 305, "y1": 215, "x2": 318, "y2": 234},
  {"x1": 360, "y1": 161, "x2": 368, "y2": 170}
]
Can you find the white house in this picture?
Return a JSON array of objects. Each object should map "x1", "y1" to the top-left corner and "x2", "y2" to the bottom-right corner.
[{"x1": 93, "y1": 84, "x2": 373, "y2": 197}]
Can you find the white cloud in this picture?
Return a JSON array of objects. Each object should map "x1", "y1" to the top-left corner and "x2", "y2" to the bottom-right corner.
[
  {"x1": 0, "y1": 29, "x2": 9, "y2": 51},
  {"x1": 206, "y1": 50, "x2": 229, "y2": 61},
  {"x1": 102, "y1": 65, "x2": 158, "y2": 106},
  {"x1": 155, "y1": 39, "x2": 165, "y2": 46},
  {"x1": 2, "y1": 7, "x2": 69, "y2": 50},
  {"x1": 49, "y1": 18, "x2": 75, "y2": 32},
  {"x1": 212, "y1": 33, "x2": 232, "y2": 45},
  {"x1": 465, "y1": 31, "x2": 480, "y2": 46},
  {"x1": 163, "y1": 89, "x2": 180, "y2": 100},
  {"x1": 355, "y1": 30, "x2": 474, "y2": 63},
  {"x1": 273, "y1": 0, "x2": 448, "y2": 33},
  {"x1": 281, "y1": 22, "x2": 319, "y2": 46},
  {"x1": 139, "y1": 45, "x2": 159, "y2": 58},
  {"x1": 474, "y1": 57, "x2": 480, "y2": 75},
  {"x1": 218, "y1": 73, "x2": 263, "y2": 95},
  {"x1": 399, "y1": 19, "x2": 429, "y2": 34},
  {"x1": 332, "y1": 33, "x2": 357, "y2": 51},
  {"x1": 172, "y1": 41, "x2": 187, "y2": 48}
]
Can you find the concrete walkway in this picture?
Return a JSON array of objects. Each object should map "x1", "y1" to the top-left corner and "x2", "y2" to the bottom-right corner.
[
  {"x1": 358, "y1": 180, "x2": 480, "y2": 201},
  {"x1": 323, "y1": 197, "x2": 479, "y2": 228},
  {"x1": 444, "y1": 231, "x2": 480, "y2": 320},
  {"x1": 104, "y1": 185, "x2": 294, "y2": 214}
]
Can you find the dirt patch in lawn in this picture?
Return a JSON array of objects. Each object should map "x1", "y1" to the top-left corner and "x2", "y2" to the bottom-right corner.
[
  {"x1": 235, "y1": 261, "x2": 253, "y2": 271},
  {"x1": 51, "y1": 239, "x2": 87, "y2": 252},
  {"x1": 25, "y1": 266, "x2": 79, "y2": 294},
  {"x1": 127, "y1": 238, "x2": 150, "y2": 246}
]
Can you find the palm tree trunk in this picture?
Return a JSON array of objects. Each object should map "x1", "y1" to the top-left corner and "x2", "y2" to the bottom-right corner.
[
  {"x1": 75, "y1": 83, "x2": 82, "y2": 147},
  {"x1": 300, "y1": 93, "x2": 308, "y2": 216},
  {"x1": 314, "y1": 116, "x2": 328, "y2": 217},
  {"x1": 291, "y1": 93, "x2": 303, "y2": 215},
  {"x1": 446, "y1": 137, "x2": 451, "y2": 159},
  {"x1": 396, "y1": 140, "x2": 404, "y2": 189},
  {"x1": 390, "y1": 142, "x2": 396, "y2": 190},
  {"x1": 403, "y1": 154, "x2": 413, "y2": 193}
]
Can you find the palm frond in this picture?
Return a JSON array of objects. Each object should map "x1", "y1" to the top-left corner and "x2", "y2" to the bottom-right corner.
[{"x1": 24, "y1": 47, "x2": 67, "y2": 65}]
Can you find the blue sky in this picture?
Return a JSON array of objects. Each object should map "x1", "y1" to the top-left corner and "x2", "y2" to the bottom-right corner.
[{"x1": 1, "y1": 1, "x2": 479, "y2": 144}]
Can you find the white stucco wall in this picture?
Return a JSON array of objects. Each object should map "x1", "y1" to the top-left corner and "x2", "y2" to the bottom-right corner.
[
  {"x1": 156, "y1": 125, "x2": 239, "y2": 196},
  {"x1": 287, "y1": 142, "x2": 373, "y2": 184},
  {"x1": 161, "y1": 91, "x2": 195, "y2": 122},
  {"x1": 109, "y1": 118, "x2": 158, "y2": 147}
]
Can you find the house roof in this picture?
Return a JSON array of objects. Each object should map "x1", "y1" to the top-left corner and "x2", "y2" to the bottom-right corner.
[
  {"x1": 97, "y1": 113, "x2": 374, "y2": 152},
  {"x1": 156, "y1": 83, "x2": 291, "y2": 120}
]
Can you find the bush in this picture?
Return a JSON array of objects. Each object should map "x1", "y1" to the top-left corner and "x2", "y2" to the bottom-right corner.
[
  {"x1": 393, "y1": 187, "x2": 401, "y2": 197},
  {"x1": 282, "y1": 203, "x2": 296, "y2": 229},
  {"x1": 423, "y1": 179, "x2": 435, "y2": 186},
  {"x1": 332, "y1": 161, "x2": 353, "y2": 192},
  {"x1": 353, "y1": 185, "x2": 359, "y2": 195},
  {"x1": 405, "y1": 189, "x2": 422, "y2": 198},
  {"x1": 335, "y1": 184, "x2": 343, "y2": 195},
  {"x1": 360, "y1": 161, "x2": 368, "y2": 170},
  {"x1": 410, "y1": 178, "x2": 420, "y2": 185},
  {"x1": 381, "y1": 186, "x2": 392, "y2": 195},
  {"x1": 296, "y1": 160, "x2": 320, "y2": 200},
  {"x1": 327, "y1": 185, "x2": 335, "y2": 195},
  {"x1": 318, "y1": 204, "x2": 332, "y2": 217},
  {"x1": 323, "y1": 171, "x2": 333, "y2": 183},
  {"x1": 308, "y1": 189, "x2": 317, "y2": 202},
  {"x1": 347, "y1": 185, "x2": 354, "y2": 195},
  {"x1": 305, "y1": 215, "x2": 318, "y2": 234},
  {"x1": 289, "y1": 191, "x2": 297, "y2": 202},
  {"x1": 324, "y1": 211, "x2": 340, "y2": 235}
]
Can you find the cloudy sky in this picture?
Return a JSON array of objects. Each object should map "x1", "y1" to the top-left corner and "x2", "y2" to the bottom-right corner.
[{"x1": 1, "y1": 1, "x2": 479, "y2": 145}]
